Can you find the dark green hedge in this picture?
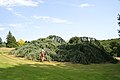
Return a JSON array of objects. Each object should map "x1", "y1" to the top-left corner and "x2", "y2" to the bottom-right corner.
[{"x1": 55, "y1": 43, "x2": 118, "y2": 64}]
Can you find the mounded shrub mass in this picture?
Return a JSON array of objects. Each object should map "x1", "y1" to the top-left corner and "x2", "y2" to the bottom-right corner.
[{"x1": 9, "y1": 36, "x2": 118, "y2": 64}]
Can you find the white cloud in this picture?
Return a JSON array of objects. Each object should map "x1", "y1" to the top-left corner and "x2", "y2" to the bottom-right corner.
[
  {"x1": 80, "y1": 3, "x2": 94, "y2": 8},
  {"x1": 0, "y1": 0, "x2": 43, "y2": 8},
  {"x1": 0, "y1": 0, "x2": 44, "y2": 18},
  {"x1": 0, "y1": 27, "x2": 5, "y2": 31},
  {"x1": 6, "y1": 8, "x2": 27, "y2": 18},
  {"x1": 13, "y1": 12, "x2": 22, "y2": 16},
  {"x1": 58, "y1": 2, "x2": 94, "y2": 8},
  {"x1": 38, "y1": 0, "x2": 44, "y2": 4},
  {"x1": 32, "y1": 15, "x2": 72, "y2": 24},
  {"x1": 6, "y1": 7, "x2": 13, "y2": 10},
  {"x1": 32, "y1": 16, "x2": 50, "y2": 20},
  {"x1": 34, "y1": 26, "x2": 44, "y2": 29},
  {"x1": 15, "y1": 0, "x2": 39, "y2": 7},
  {"x1": 13, "y1": 11, "x2": 26, "y2": 18},
  {"x1": 9, "y1": 23, "x2": 22, "y2": 28}
]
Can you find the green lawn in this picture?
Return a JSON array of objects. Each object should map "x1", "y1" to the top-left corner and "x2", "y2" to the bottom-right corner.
[{"x1": 0, "y1": 53, "x2": 120, "y2": 80}]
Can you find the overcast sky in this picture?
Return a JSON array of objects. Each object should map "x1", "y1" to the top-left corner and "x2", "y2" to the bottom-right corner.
[{"x1": 0, "y1": 0, "x2": 120, "y2": 41}]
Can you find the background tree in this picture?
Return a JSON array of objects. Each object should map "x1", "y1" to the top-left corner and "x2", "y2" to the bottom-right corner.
[
  {"x1": 100, "y1": 39, "x2": 120, "y2": 57},
  {"x1": 18, "y1": 39, "x2": 25, "y2": 46},
  {"x1": 6, "y1": 31, "x2": 17, "y2": 48},
  {"x1": 47, "y1": 35, "x2": 66, "y2": 44},
  {"x1": 109, "y1": 41, "x2": 120, "y2": 57},
  {"x1": 12, "y1": 36, "x2": 18, "y2": 47},
  {"x1": 0, "y1": 37, "x2": 2, "y2": 47},
  {"x1": 2, "y1": 42, "x2": 6, "y2": 47},
  {"x1": 118, "y1": 14, "x2": 120, "y2": 37},
  {"x1": 69, "y1": 36, "x2": 81, "y2": 44}
]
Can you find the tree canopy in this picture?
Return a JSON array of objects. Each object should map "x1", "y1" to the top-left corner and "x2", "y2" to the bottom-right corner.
[
  {"x1": 17, "y1": 39, "x2": 25, "y2": 46},
  {"x1": 118, "y1": 14, "x2": 120, "y2": 37},
  {"x1": 6, "y1": 31, "x2": 18, "y2": 48},
  {"x1": 0, "y1": 37, "x2": 2, "y2": 47},
  {"x1": 100, "y1": 38, "x2": 120, "y2": 57}
]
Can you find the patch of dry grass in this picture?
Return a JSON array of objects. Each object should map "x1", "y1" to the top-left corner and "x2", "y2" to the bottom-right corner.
[{"x1": 0, "y1": 47, "x2": 14, "y2": 54}]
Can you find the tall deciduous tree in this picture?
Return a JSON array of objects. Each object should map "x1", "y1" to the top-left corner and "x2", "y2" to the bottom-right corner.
[
  {"x1": 18, "y1": 39, "x2": 25, "y2": 46},
  {"x1": 0, "y1": 37, "x2": 2, "y2": 47},
  {"x1": 6, "y1": 31, "x2": 17, "y2": 48}
]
